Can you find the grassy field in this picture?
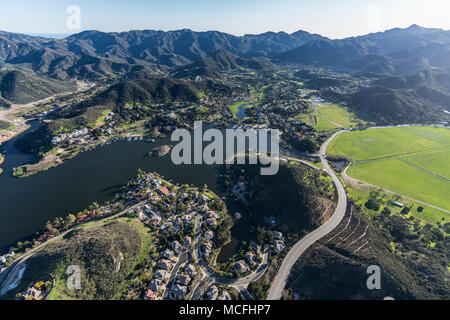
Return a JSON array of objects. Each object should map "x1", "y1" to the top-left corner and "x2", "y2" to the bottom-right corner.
[
  {"x1": 228, "y1": 100, "x2": 251, "y2": 119},
  {"x1": 298, "y1": 103, "x2": 363, "y2": 132},
  {"x1": 348, "y1": 158, "x2": 450, "y2": 211},
  {"x1": 346, "y1": 185, "x2": 449, "y2": 227},
  {"x1": 297, "y1": 112, "x2": 339, "y2": 132},
  {"x1": 329, "y1": 126, "x2": 450, "y2": 212},
  {"x1": 316, "y1": 103, "x2": 360, "y2": 128},
  {"x1": 328, "y1": 126, "x2": 450, "y2": 161},
  {"x1": 404, "y1": 150, "x2": 450, "y2": 180}
]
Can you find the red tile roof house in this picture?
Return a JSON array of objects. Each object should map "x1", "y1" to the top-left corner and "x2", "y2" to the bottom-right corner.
[
  {"x1": 76, "y1": 214, "x2": 89, "y2": 223},
  {"x1": 37, "y1": 232, "x2": 55, "y2": 242},
  {"x1": 144, "y1": 289, "x2": 158, "y2": 300},
  {"x1": 157, "y1": 186, "x2": 170, "y2": 196}
]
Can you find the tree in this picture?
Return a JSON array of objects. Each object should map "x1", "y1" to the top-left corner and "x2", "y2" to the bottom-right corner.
[
  {"x1": 45, "y1": 221, "x2": 53, "y2": 233},
  {"x1": 65, "y1": 214, "x2": 76, "y2": 227},
  {"x1": 255, "y1": 226, "x2": 273, "y2": 245},
  {"x1": 365, "y1": 198, "x2": 380, "y2": 211}
]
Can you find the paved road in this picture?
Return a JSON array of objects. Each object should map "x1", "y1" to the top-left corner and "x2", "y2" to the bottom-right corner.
[{"x1": 267, "y1": 130, "x2": 348, "y2": 300}]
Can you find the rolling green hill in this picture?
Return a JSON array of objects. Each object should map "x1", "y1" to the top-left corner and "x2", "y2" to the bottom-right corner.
[
  {"x1": 171, "y1": 50, "x2": 276, "y2": 79},
  {"x1": 2, "y1": 220, "x2": 145, "y2": 300},
  {"x1": 0, "y1": 70, "x2": 74, "y2": 105}
]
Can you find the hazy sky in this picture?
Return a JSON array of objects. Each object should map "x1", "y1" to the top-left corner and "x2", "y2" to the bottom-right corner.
[{"x1": 0, "y1": 0, "x2": 449, "y2": 39}]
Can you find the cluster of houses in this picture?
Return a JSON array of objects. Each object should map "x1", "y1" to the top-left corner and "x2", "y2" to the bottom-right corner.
[
  {"x1": 272, "y1": 231, "x2": 286, "y2": 254},
  {"x1": 137, "y1": 204, "x2": 163, "y2": 227},
  {"x1": 204, "y1": 285, "x2": 231, "y2": 300},
  {"x1": 145, "y1": 248, "x2": 177, "y2": 300},
  {"x1": 231, "y1": 231, "x2": 285, "y2": 276},
  {"x1": 232, "y1": 240, "x2": 262, "y2": 275},
  {"x1": 51, "y1": 127, "x2": 90, "y2": 145},
  {"x1": 22, "y1": 282, "x2": 45, "y2": 300},
  {"x1": 170, "y1": 262, "x2": 197, "y2": 300},
  {"x1": 0, "y1": 251, "x2": 15, "y2": 271},
  {"x1": 144, "y1": 243, "x2": 198, "y2": 300}
]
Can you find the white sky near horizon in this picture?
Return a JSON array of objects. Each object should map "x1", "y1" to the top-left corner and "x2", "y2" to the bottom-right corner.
[{"x1": 0, "y1": 0, "x2": 449, "y2": 39}]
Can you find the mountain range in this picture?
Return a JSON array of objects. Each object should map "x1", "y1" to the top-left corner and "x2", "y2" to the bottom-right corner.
[
  {"x1": 278, "y1": 24, "x2": 450, "y2": 75},
  {"x1": 1, "y1": 25, "x2": 450, "y2": 80},
  {"x1": 1, "y1": 25, "x2": 450, "y2": 124},
  {"x1": 0, "y1": 28, "x2": 323, "y2": 80}
]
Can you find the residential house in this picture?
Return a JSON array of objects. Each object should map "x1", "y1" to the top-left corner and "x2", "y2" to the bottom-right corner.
[
  {"x1": 151, "y1": 214, "x2": 162, "y2": 226},
  {"x1": 183, "y1": 215, "x2": 192, "y2": 227},
  {"x1": 206, "y1": 218, "x2": 217, "y2": 228},
  {"x1": 202, "y1": 242, "x2": 212, "y2": 257},
  {"x1": 184, "y1": 236, "x2": 192, "y2": 248},
  {"x1": 204, "y1": 211, "x2": 218, "y2": 219},
  {"x1": 154, "y1": 269, "x2": 169, "y2": 281},
  {"x1": 234, "y1": 260, "x2": 250, "y2": 274},
  {"x1": 156, "y1": 259, "x2": 172, "y2": 271},
  {"x1": 272, "y1": 231, "x2": 284, "y2": 240},
  {"x1": 144, "y1": 289, "x2": 158, "y2": 300},
  {"x1": 157, "y1": 186, "x2": 170, "y2": 196},
  {"x1": 162, "y1": 249, "x2": 175, "y2": 260},
  {"x1": 151, "y1": 179, "x2": 161, "y2": 188},
  {"x1": 204, "y1": 230, "x2": 214, "y2": 241},
  {"x1": 206, "y1": 286, "x2": 219, "y2": 300},
  {"x1": 273, "y1": 240, "x2": 286, "y2": 254},
  {"x1": 176, "y1": 274, "x2": 191, "y2": 286},
  {"x1": 197, "y1": 194, "x2": 209, "y2": 203},
  {"x1": 218, "y1": 291, "x2": 231, "y2": 300},
  {"x1": 245, "y1": 251, "x2": 258, "y2": 267},
  {"x1": 172, "y1": 240, "x2": 184, "y2": 254},
  {"x1": 148, "y1": 278, "x2": 163, "y2": 292},
  {"x1": 171, "y1": 284, "x2": 187, "y2": 300},
  {"x1": 185, "y1": 264, "x2": 197, "y2": 276},
  {"x1": 249, "y1": 241, "x2": 261, "y2": 255}
]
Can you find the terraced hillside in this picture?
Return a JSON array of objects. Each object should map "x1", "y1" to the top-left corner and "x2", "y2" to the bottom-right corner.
[{"x1": 284, "y1": 203, "x2": 450, "y2": 300}]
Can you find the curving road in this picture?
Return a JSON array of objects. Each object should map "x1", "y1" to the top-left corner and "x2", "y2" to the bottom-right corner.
[{"x1": 267, "y1": 130, "x2": 348, "y2": 300}]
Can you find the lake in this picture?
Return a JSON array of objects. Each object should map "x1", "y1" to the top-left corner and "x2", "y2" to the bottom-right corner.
[
  {"x1": 236, "y1": 105, "x2": 247, "y2": 120},
  {"x1": 0, "y1": 122, "x2": 251, "y2": 257}
]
